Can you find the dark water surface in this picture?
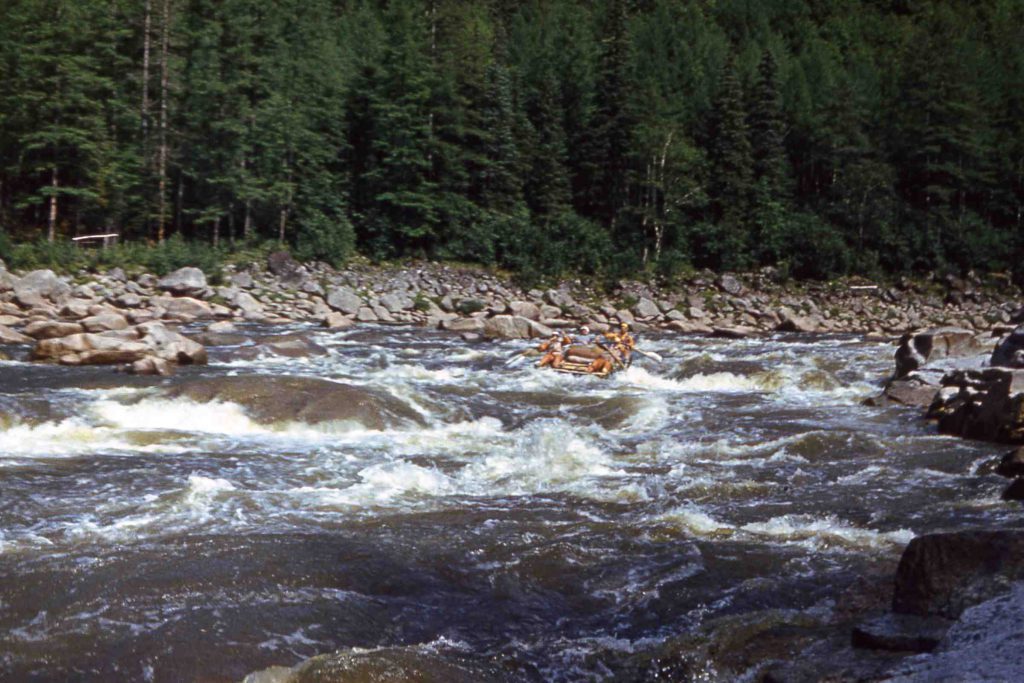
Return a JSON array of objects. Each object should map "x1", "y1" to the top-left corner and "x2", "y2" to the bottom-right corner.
[{"x1": 0, "y1": 327, "x2": 1014, "y2": 681}]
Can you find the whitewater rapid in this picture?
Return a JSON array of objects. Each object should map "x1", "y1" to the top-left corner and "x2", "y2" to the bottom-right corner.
[{"x1": 0, "y1": 326, "x2": 1014, "y2": 681}]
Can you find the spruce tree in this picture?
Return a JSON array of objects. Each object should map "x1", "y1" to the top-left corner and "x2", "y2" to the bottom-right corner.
[{"x1": 706, "y1": 56, "x2": 754, "y2": 268}]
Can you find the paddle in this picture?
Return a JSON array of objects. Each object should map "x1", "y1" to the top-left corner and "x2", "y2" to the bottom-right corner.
[
  {"x1": 504, "y1": 348, "x2": 538, "y2": 366},
  {"x1": 633, "y1": 348, "x2": 663, "y2": 362}
]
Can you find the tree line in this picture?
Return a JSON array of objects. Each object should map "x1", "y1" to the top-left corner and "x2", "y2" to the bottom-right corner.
[{"x1": 0, "y1": 0, "x2": 1022, "y2": 282}]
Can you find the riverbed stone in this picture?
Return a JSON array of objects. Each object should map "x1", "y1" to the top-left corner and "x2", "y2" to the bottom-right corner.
[
  {"x1": 156, "y1": 267, "x2": 208, "y2": 297},
  {"x1": 152, "y1": 295, "x2": 214, "y2": 319},
  {"x1": 634, "y1": 297, "x2": 661, "y2": 318},
  {"x1": 322, "y1": 311, "x2": 353, "y2": 330},
  {"x1": 22, "y1": 320, "x2": 85, "y2": 340},
  {"x1": 928, "y1": 367, "x2": 1024, "y2": 443},
  {"x1": 507, "y1": 300, "x2": 541, "y2": 321},
  {"x1": 326, "y1": 286, "x2": 362, "y2": 315},
  {"x1": 14, "y1": 270, "x2": 70, "y2": 308},
  {"x1": 81, "y1": 312, "x2": 129, "y2": 333},
  {"x1": 0, "y1": 324, "x2": 32, "y2": 344},
  {"x1": 129, "y1": 356, "x2": 173, "y2": 376}
]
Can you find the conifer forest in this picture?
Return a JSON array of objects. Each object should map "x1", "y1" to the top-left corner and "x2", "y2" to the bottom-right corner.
[{"x1": 1, "y1": 0, "x2": 1022, "y2": 283}]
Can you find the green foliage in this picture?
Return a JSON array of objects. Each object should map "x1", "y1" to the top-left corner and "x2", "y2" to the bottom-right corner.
[{"x1": 0, "y1": 0, "x2": 1022, "y2": 282}]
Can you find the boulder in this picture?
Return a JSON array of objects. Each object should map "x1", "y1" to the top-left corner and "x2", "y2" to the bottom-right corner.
[
  {"x1": 892, "y1": 530, "x2": 1024, "y2": 619},
  {"x1": 135, "y1": 321, "x2": 208, "y2": 364},
  {"x1": 633, "y1": 297, "x2": 661, "y2": 319},
  {"x1": 355, "y1": 306, "x2": 378, "y2": 322},
  {"x1": 326, "y1": 286, "x2": 362, "y2": 315},
  {"x1": 443, "y1": 317, "x2": 485, "y2": 333},
  {"x1": 995, "y1": 447, "x2": 1024, "y2": 478},
  {"x1": 322, "y1": 312, "x2": 353, "y2": 330},
  {"x1": 881, "y1": 583, "x2": 1024, "y2": 682},
  {"x1": 59, "y1": 299, "x2": 94, "y2": 319},
  {"x1": 851, "y1": 613, "x2": 952, "y2": 653},
  {"x1": 255, "y1": 333, "x2": 327, "y2": 358},
  {"x1": 379, "y1": 292, "x2": 413, "y2": 313},
  {"x1": 776, "y1": 307, "x2": 820, "y2": 333},
  {"x1": 129, "y1": 356, "x2": 173, "y2": 376},
  {"x1": 156, "y1": 267, "x2": 207, "y2": 297},
  {"x1": 927, "y1": 368, "x2": 1024, "y2": 443},
  {"x1": 507, "y1": 300, "x2": 541, "y2": 321},
  {"x1": 267, "y1": 250, "x2": 300, "y2": 277},
  {"x1": 33, "y1": 333, "x2": 152, "y2": 365},
  {"x1": 482, "y1": 315, "x2": 552, "y2": 340},
  {"x1": 231, "y1": 272, "x2": 254, "y2": 289},
  {"x1": 22, "y1": 320, "x2": 85, "y2": 340},
  {"x1": 162, "y1": 376, "x2": 425, "y2": 430},
  {"x1": 0, "y1": 324, "x2": 32, "y2": 344},
  {"x1": 80, "y1": 313, "x2": 129, "y2": 333},
  {"x1": 1001, "y1": 478, "x2": 1024, "y2": 501},
  {"x1": 232, "y1": 291, "x2": 264, "y2": 315},
  {"x1": 894, "y1": 327, "x2": 987, "y2": 379},
  {"x1": 262, "y1": 646, "x2": 510, "y2": 683},
  {"x1": 712, "y1": 325, "x2": 756, "y2": 339},
  {"x1": 206, "y1": 320, "x2": 237, "y2": 334},
  {"x1": 544, "y1": 289, "x2": 575, "y2": 309},
  {"x1": 717, "y1": 273, "x2": 744, "y2": 296},
  {"x1": 991, "y1": 325, "x2": 1024, "y2": 368},
  {"x1": 152, "y1": 295, "x2": 214, "y2": 319},
  {"x1": 13, "y1": 269, "x2": 70, "y2": 307},
  {"x1": 879, "y1": 373, "x2": 942, "y2": 407}
]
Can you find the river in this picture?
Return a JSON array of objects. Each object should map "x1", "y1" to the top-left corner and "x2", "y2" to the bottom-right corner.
[{"x1": 0, "y1": 326, "x2": 1014, "y2": 681}]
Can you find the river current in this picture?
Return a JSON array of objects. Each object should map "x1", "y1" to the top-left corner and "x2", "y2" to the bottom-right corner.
[{"x1": 0, "y1": 326, "x2": 1014, "y2": 681}]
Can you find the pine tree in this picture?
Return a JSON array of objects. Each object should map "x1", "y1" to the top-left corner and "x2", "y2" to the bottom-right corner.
[{"x1": 705, "y1": 56, "x2": 754, "y2": 268}]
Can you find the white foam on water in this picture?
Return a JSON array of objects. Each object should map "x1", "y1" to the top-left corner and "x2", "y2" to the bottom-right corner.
[
  {"x1": 740, "y1": 514, "x2": 914, "y2": 551},
  {"x1": 457, "y1": 421, "x2": 627, "y2": 497},
  {"x1": 658, "y1": 505, "x2": 732, "y2": 536},
  {"x1": 618, "y1": 367, "x2": 769, "y2": 393},
  {"x1": 0, "y1": 417, "x2": 181, "y2": 459},
  {"x1": 93, "y1": 397, "x2": 268, "y2": 435}
]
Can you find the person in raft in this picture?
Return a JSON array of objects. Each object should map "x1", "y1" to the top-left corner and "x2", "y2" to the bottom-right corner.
[
  {"x1": 537, "y1": 330, "x2": 573, "y2": 368},
  {"x1": 606, "y1": 322, "x2": 636, "y2": 363}
]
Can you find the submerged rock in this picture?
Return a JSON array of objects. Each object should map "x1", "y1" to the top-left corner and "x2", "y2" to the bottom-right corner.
[
  {"x1": 851, "y1": 613, "x2": 951, "y2": 653},
  {"x1": 246, "y1": 646, "x2": 512, "y2": 683},
  {"x1": 162, "y1": 375, "x2": 425, "y2": 429}
]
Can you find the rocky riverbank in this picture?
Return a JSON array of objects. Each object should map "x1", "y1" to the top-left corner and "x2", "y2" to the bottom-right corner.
[{"x1": 2, "y1": 252, "x2": 1021, "y2": 375}]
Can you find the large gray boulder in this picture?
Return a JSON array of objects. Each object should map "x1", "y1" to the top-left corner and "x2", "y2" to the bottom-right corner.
[
  {"x1": 232, "y1": 291, "x2": 264, "y2": 315},
  {"x1": 326, "y1": 286, "x2": 362, "y2": 315},
  {"x1": 892, "y1": 530, "x2": 1024, "y2": 619},
  {"x1": 507, "y1": 300, "x2": 541, "y2": 321},
  {"x1": 633, "y1": 297, "x2": 661, "y2": 319},
  {"x1": 156, "y1": 267, "x2": 207, "y2": 297},
  {"x1": 32, "y1": 332, "x2": 152, "y2": 365},
  {"x1": 882, "y1": 583, "x2": 1024, "y2": 682},
  {"x1": 894, "y1": 327, "x2": 986, "y2": 379},
  {"x1": 928, "y1": 367, "x2": 1024, "y2": 443},
  {"x1": 13, "y1": 269, "x2": 70, "y2": 307},
  {"x1": 991, "y1": 325, "x2": 1024, "y2": 368},
  {"x1": 776, "y1": 307, "x2": 821, "y2": 333},
  {"x1": 482, "y1": 315, "x2": 551, "y2": 340},
  {"x1": 135, "y1": 321, "x2": 208, "y2": 364}
]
